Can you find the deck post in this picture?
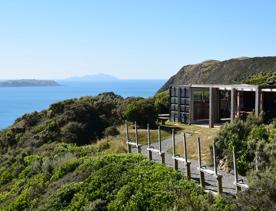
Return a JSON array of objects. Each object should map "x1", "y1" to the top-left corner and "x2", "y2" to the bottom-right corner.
[
  {"x1": 231, "y1": 88, "x2": 237, "y2": 122},
  {"x1": 255, "y1": 86, "x2": 261, "y2": 118},
  {"x1": 197, "y1": 137, "x2": 205, "y2": 188},
  {"x1": 213, "y1": 143, "x2": 223, "y2": 194},
  {"x1": 172, "y1": 129, "x2": 178, "y2": 170},
  {"x1": 233, "y1": 147, "x2": 241, "y2": 194},
  {"x1": 147, "y1": 124, "x2": 152, "y2": 160},
  {"x1": 209, "y1": 87, "x2": 214, "y2": 128},
  {"x1": 183, "y1": 133, "x2": 191, "y2": 179}
]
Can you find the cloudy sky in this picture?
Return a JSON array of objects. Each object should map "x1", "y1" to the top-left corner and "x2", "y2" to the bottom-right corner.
[{"x1": 0, "y1": 0, "x2": 275, "y2": 79}]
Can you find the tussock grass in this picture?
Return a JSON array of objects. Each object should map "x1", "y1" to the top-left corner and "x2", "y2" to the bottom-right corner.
[{"x1": 167, "y1": 123, "x2": 219, "y2": 163}]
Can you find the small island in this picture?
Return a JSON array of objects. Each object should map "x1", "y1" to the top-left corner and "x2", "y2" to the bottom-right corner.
[{"x1": 0, "y1": 79, "x2": 60, "y2": 87}]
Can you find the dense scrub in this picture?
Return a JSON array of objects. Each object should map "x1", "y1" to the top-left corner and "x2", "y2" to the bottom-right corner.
[
  {"x1": 0, "y1": 142, "x2": 227, "y2": 210},
  {"x1": 214, "y1": 114, "x2": 276, "y2": 210},
  {"x1": 215, "y1": 114, "x2": 276, "y2": 174},
  {"x1": 0, "y1": 92, "x2": 169, "y2": 154}
]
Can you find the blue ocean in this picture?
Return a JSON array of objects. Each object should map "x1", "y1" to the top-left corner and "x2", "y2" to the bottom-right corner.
[{"x1": 0, "y1": 80, "x2": 165, "y2": 129}]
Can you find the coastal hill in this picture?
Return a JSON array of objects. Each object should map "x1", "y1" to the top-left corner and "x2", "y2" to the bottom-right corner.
[
  {"x1": 159, "y1": 56, "x2": 276, "y2": 92},
  {"x1": 0, "y1": 79, "x2": 60, "y2": 87},
  {"x1": 64, "y1": 73, "x2": 118, "y2": 81}
]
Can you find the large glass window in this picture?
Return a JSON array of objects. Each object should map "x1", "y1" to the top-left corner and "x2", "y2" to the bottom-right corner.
[{"x1": 193, "y1": 91, "x2": 209, "y2": 102}]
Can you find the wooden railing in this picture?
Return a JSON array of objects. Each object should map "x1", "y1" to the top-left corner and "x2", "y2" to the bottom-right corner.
[{"x1": 125, "y1": 121, "x2": 249, "y2": 195}]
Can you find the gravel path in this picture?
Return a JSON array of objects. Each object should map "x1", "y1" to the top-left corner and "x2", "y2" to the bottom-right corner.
[{"x1": 130, "y1": 134, "x2": 247, "y2": 195}]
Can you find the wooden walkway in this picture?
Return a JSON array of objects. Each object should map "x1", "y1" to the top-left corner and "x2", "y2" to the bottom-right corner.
[{"x1": 126, "y1": 122, "x2": 248, "y2": 196}]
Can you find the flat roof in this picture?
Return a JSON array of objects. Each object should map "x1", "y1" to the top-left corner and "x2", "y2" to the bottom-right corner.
[{"x1": 171, "y1": 84, "x2": 276, "y2": 92}]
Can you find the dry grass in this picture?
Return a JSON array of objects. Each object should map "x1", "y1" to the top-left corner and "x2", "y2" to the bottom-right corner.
[
  {"x1": 96, "y1": 124, "x2": 172, "y2": 153},
  {"x1": 167, "y1": 123, "x2": 219, "y2": 164}
]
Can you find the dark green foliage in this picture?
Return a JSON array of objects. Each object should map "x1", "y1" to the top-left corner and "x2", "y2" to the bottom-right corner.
[
  {"x1": 215, "y1": 114, "x2": 275, "y2": 175},
  {"x1": 104, "y1": 126, "x2": 120, "y2": 136},
  {"x1": 236, "y1": 169, "x2": 276, "y2": 210},
  {"x1": 153, "y1": 90, "x2": 169, "y2": 114},
  {"x1": 123, "y1": 98, "x2": 158, "y2": 128},
  {"x1": 0, "y1": 92, "x2": 124, "y2": 150},
  {"x1": 0, "y1": 143, "x2": 220, "y2": 210}
]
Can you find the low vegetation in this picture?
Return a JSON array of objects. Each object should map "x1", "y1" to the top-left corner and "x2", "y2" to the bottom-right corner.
[
  {"x1": 214, "y1": 114, "x2": 276, "y2": 210},
  {"x1": 167, "y1": 123, "x2": 219, "y2": 162},
  {"x1": 243, "y1": 72, "x2": 276, "y2": 85},
  {"x1": 0, "y1": 139, "x2": 230, "y2": 210},
  {"x1": 214, "y1": 114, "x2": 276, "y2": 175},
  {"x1": 1, "y1": 90, "x2": 276, "y2": 210}
]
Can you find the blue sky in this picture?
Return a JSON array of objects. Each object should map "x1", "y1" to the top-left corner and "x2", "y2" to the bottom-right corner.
[{"x1": 0, "y1": 0, "x2": 275, "y2": 79}]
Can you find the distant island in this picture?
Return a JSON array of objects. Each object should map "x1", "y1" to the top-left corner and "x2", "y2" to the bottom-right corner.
[
  {"x1": 64, "y1": 73, "x2": 118, "y2": 81},
  {"x1": 0, "y1": 79, "x2": 60, "y2": 87}
]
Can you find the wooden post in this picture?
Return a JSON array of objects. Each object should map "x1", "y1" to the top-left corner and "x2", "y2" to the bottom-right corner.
[
  {"x1": 213, "y1": 143, "x2": 217, "y2": 175},
  {"x1": 233, "y1": 147, "x2": 241, "y2": 194},
  {"x1": 172, "y1": 129, "x2": 178, "y2": 170},
  {"x1": 231, "y1": 88, "x2": 237, "y2": 122},
  {"x1": 183, "y1": 133, "x2": 191, "y2": 180},
  {"x1": 158, "y1": 126, "x2": 165, "y2": 164},
  {"x1": 134, "y1": 122, "x2": 141, "y2": 153},
  {"x1": 255, "y1": 86, "x2": 261, "y2": 118},
  {"x1": 135, "y1": 121, "x2": 138, "y2": 146},
  {"x1": 125, "y1": 121, "x2": 131, "y2": 153},
  {"x1": 125, "y1": 120, "x2": 129, "y2": 142},
  {"x1": 217, "y1": 175, "x2": 223, "y2": 195},
  {"x1": 197, "y1": 137, "x2": 205, "y2": 188},
  {"x1": 158, "y1": 126, "x2": 162, "y2": 152},
  {"x1": 209, "y1": 87, "x2": 214, "y2": 128},
  {"x1": 197, "y1": 137, "x2": 202, "y2": 167},
  {"x1": 161, "y1": 153, "x2": 165, "y2": 164},
  {"x1": 213, "y1": 143, "x2": 223, "y2": 194},
  {"x1": 147, "y1": 124, "x2": 152, "y2": 160},
  {"x1": 183, "y1": 133, "x2": 188, "y2": 162}
]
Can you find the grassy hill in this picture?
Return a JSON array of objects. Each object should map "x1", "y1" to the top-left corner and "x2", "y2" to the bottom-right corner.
[{"x1": 159, "y1": 56, "x2": 276, "y2": 92}]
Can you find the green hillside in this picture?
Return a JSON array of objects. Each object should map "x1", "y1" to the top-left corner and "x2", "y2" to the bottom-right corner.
[
  {"x1": 0, "y1": 91, "x2": 275, "y2": 210},
  {"x1": 0, "y1": 93, "x2": 226, "y2": 210},
  {"x1": 159, "y1": 56, "x2": 276, "y2": 92}
]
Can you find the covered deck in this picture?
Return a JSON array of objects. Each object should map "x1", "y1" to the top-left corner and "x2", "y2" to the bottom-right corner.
[{"x1": 170, "y1": 84, "x2": 276, "y2": 128}]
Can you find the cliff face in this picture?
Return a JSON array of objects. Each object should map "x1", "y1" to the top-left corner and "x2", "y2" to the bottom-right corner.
[{"x1": 159, "y1": 56, "x2": 276, "y2": 92}]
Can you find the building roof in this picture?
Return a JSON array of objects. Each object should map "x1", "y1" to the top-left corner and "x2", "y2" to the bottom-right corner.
[{"x1": 172, "y1": 84, "x2": 276, "y2": 92}]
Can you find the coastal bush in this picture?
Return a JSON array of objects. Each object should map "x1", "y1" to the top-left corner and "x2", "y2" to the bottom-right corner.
[
  {"x1": 153, "y1": 90, "x2": 169, "y2": 114},
  {"x1": 215, "y1": 114, "x2": 274, "y2": 174},
  {"x1": 0, "y1": 144, "x2": 224, "y2": 210},
  {"x1": 104, "y1": 126, "x2": 120, "y2": 136},
  {"x1": 123, "y1": 98, "x2": 158, "y2": 127},
  {"x1": 235, "y1": 169, "x2": 276, "y2": 210}
]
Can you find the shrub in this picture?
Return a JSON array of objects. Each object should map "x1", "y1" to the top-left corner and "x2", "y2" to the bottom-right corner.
[
  {"x1": 215, "y1": 114, "x2": 274, "y2": 175},
  {"x1": 104, "y1": 126, "x2": 120, "y2": 136},
  {"x1": 154, "y1": 91, "x2": 169, "y2": 114},
  {"x1": 236, "y1": 169, "x2": 276, "y2": 210},
  {"x1": 123, "y1": 98, "x2": 157, "y2": 128}
]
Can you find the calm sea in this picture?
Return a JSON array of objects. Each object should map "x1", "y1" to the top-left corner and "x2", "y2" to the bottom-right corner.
[{"x1": 0, "y1": 80, "x2": 165, "y2": 129}]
